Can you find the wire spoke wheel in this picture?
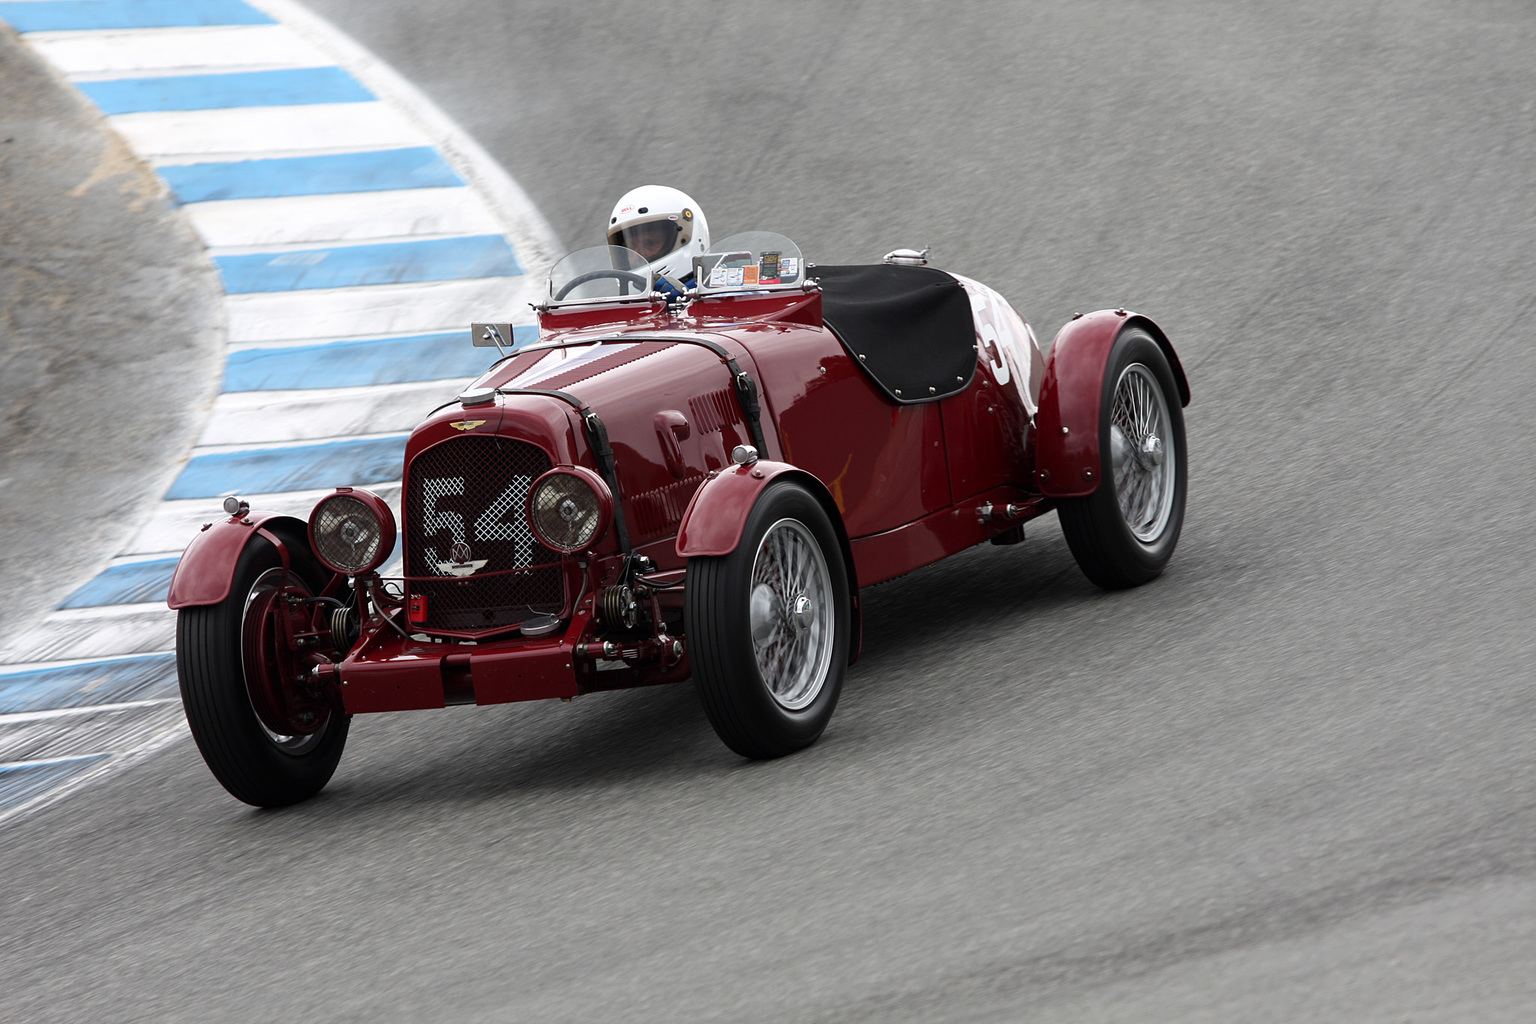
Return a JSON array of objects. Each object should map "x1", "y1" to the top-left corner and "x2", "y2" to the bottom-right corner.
[
  {"x1": 1057, "y1": 326, "x2": 1187, "y2": 590},
  {"x1": 241, "y1": 568, "x2": 331, "y2": 755},
  {"x1": 1108, "y1": 363, "x2": 1176, "y2": 542},
  {"x1": 686, "y1": 481, "x2": 850, "y2": 759},
  {"x1": 177, "y1": 538, "x2": 349, "y2": 807},
  {"x1": 749, "y1": 519, "x2": 835, "y2": 710}
]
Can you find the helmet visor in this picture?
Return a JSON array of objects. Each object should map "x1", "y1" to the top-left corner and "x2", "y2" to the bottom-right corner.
[{"x1": 609, "y1": 219, "x2": 683, "y2": 262}]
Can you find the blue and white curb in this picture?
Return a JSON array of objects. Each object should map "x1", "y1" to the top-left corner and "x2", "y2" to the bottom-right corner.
[{"x1": 0, "y1": 0, "x2": 559, "y2": 822}]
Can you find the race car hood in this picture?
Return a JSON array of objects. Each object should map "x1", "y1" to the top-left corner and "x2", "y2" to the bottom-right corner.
[{"x1": 410, "y1": 331, "x2": 768, "y2": 553}]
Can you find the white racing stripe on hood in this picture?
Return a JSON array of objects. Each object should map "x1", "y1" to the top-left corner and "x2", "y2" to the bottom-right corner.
[{"x1": 505, "y1": 342, "x2": 639, "y2": 390}]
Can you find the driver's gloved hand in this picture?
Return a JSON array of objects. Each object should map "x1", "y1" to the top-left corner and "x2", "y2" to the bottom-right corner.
[{"x1": 656, "y1": 274, "x2": 690, "y2": 301}]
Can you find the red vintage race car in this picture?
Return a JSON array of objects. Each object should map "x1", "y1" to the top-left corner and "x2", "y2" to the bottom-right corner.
[{"x1": 168, "y1": 232, "x2": 1189, "y2": 807}]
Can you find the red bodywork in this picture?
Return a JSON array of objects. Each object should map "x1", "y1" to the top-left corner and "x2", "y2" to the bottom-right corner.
[
  {"x1": 1034, "y1": 310, "x2": 1189, "y2": 497},
  {"x1": 173, "y1": 279, "x2": 1181, "y2": 718},
  {"x1": 168, "y1": 512, "x2": 307, "y2": 608}
]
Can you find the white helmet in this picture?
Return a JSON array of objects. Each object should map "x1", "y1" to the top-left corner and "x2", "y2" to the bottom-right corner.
[{"x1": 606, "y1": 185, "x2": 710, "y2": 283}]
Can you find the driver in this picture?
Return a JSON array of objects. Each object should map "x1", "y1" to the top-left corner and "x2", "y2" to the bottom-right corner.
[{"x1": 606, "y1": 185, "x2": 711, "y2": 295}]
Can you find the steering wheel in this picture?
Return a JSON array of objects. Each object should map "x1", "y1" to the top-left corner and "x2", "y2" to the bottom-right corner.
[{"x1": 553, "y1": 269, "x2": 651, "y2": 301}]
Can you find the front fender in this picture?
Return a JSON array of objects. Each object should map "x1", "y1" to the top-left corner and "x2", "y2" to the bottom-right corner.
[
  {"x1": 166, "y1": 513, "x2": 309, "y2": 609},
  {"x1": 676, "y1": 461, "x2": 807, "y2": 558},
  {"x1": 1034, "y1": 310, "x2": 1187, "y2": 498}
]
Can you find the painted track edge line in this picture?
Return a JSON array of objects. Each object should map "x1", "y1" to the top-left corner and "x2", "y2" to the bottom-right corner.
[
  {"x1": 1, "y1": 699, "x2": 182, "y2": 725},
  {"x1": 0, "y1": 0, "x2": 559, "y2": 825},
  {"x1": 0, "y1": 717, "x2": 189, "y2": 828},
  {"x1": 246, "y1": 0, "x2": 564, "y2": 271}
]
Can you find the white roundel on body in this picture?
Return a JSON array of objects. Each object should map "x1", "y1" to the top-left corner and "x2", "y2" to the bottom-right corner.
[{"x1": 951, "y1": 274, "x2": 1043, "y2": 417}]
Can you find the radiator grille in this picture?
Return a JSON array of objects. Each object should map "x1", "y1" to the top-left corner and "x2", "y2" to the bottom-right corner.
[{"x1": 405, "y1": 436, "x2": 564, "y2": 632}]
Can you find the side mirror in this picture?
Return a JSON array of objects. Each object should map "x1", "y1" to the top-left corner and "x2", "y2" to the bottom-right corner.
[{"x1": 470, "y1": 322, "x2": 516, "y2": 353}]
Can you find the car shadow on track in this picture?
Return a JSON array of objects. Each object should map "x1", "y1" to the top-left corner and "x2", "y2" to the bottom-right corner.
[
  {"x1": 272, "y1": 526, "x2": 1120, "y2": 817},
  {"x1": 854, "y1": 521, "x2": 1092, "y2": 655}
]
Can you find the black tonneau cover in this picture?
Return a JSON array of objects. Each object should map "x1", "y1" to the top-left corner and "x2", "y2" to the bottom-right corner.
[{"x1": 813, "y1": 264, "x2": 976, "y2": 404}]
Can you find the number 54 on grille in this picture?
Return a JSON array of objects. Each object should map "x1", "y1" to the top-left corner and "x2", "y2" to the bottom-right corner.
[{"x1": 168, "y1": 233, "x2": 1190, "y2": 808}]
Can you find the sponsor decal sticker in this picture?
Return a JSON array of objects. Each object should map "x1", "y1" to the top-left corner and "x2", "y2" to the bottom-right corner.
[
  {"x1": 758, "y1": 251, "x2": 781, "y2": 285},
  {"x1": 709, "y1": 265, "x2": 747, "y2": 288}
]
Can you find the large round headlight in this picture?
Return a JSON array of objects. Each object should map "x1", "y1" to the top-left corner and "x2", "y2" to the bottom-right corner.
[
  {"x1": 527, "y1": 467, "x2": 613, "y2": 553},
  {"x1": 309, "y1": 488, "x2": 396, "y2": 574}
]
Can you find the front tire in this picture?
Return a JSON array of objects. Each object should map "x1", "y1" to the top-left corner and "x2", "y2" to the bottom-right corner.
[
  {"x1": 686, "y1": 481, "x2": 850, "y2": 759},
  {"x1": 1058, "y1": 327, "x2": 1187, "y2": 589},
  {"x1": 176, "y1": 539, "x2": 348, "y2": 807}
]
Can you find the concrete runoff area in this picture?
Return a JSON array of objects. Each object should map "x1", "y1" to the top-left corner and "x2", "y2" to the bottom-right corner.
[
  {"x1": 5, "y1": 1, "x2": 1536, "y2": 1022},
  {"x1": 0, "y1": 0, "x2": 558, "y2": 823},
  {"x1": 0, "y1": 27, "x2": 222, "y2": 640}
]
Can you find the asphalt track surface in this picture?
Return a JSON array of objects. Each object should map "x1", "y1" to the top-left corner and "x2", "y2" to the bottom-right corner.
[{"x1": 5, "y1": 1, "x2": 1536, "y2": 1021}]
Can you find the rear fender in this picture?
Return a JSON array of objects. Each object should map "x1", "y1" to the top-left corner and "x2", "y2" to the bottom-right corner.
[
  {"x1": 166, "y1": 513, "x2": 313, "y2": 609},
  {"x1": 676, "y1": 461, "x2": 862, "y2": 663},
  {"x1": 1034, "y1": 310, "x2": 1187, "y2": 498}
]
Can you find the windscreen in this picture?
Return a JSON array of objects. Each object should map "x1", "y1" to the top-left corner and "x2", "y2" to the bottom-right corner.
[
  {"x1": 697, "y1": 232, "x2": 804, "y2": 294},
  {"x1": 547, "y1": 245, "x2": 653, "y2": 303}
]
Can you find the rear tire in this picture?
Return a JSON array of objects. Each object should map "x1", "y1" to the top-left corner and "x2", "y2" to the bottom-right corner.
[
  {"x1": 1058, "y1": 327, "x2": 1187, "y2": 589},
  {"x1": 176, "y1": 539, "x2": 348, "y2": 807},
  {"x1": 687, "y1": 481, "x2": 850, "y2": 759}
]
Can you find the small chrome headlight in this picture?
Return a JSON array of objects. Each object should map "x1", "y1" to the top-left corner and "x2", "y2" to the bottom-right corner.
[
  {"x1": 309, "y1": 487, "x2": 396, "y2": 574},
  {"x1": 527, "y1": 467, "x2": 612, "y2": 553}
]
